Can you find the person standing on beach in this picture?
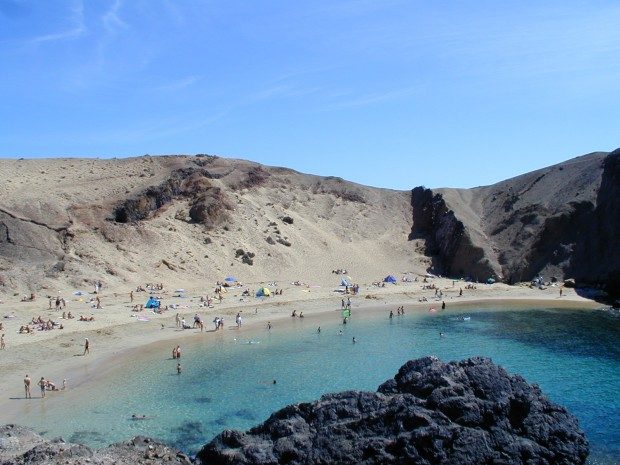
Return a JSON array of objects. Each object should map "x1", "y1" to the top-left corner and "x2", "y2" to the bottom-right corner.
[
  {"x1": 24, "y1": 375, "x2": 32, "y2": 398},
  {"x1": 83, "y1": 338, "x2": 90, "y2": 355},
  {"x1": 1, "y1": 333, "x2": 5, "y2": 350},
  {"x1": 177, "y1": 363, "x2": 182, "y2": 374},
  {"x1": 175, "y1": 313, "x2": 180, "y2": 328},
  {"x1": 176, "y1": 345, "x2": 181, "y2": 358},
  {"x1": 38, "y1": 377, "x2": 46, "y2": 398},
  {"x1": 130, "y1": 291, "x2": 134, "y2": 303}
]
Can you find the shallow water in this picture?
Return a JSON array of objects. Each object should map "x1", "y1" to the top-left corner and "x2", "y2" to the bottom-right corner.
[{"x1": 8, "y1": 307, "x2": 620, "y2": 464}]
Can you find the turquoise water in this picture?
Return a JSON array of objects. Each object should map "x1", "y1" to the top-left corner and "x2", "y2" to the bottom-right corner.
[{"x1": 9, "y1": 307, "x2": 620, "y2": 464}]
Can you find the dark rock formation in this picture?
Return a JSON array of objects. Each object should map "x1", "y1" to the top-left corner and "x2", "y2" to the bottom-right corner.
[
  {"x1": 114, "y1": 167, "x2": 232, "y2": 228},
  {"x1": 409, "y1": 149, "x2": 620, "y2": 297},
  {"x1": 198, "y1": 357, "x2": 588, "y2": 465},
  {"x1": 410, "y1": 187, "x2": 494, "y2": 280},
  {"x1": 0, "y1": 425, "x2": 192, "y2": 465},
  {"x1": 0, "y1": 206, "x2": 71, "y2": 289},
  {"x1": 188, "y1": 187, "x2": 231, "y2": 228},
  {"x1": 569, "y1": 149, "x2": 620, "y2": 296}
]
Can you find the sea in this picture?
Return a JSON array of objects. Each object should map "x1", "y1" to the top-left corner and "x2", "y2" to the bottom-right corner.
[{"x1": 6, "y1": 305, "x2": 619, "y2": 464}]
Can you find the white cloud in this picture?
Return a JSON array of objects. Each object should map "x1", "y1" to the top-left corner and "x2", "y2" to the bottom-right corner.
[
  {"x1": 29, "y1": 0, "x2": 85, "y2": 44},
  {"x1": 102, "y1": 0, "x2": 127, "y2": 34},
  {"x1": 326, "y1": 86, "x2": 421, "y2": 110}
]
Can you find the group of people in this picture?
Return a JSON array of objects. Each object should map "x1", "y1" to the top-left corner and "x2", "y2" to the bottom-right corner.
[
  {"x1": 193, "y1": 314, "x2": 204, "y2": 331},
  {"x1": 49, "y1": 296, "x2": 67, "y2": 311},
  {"x1": 389, "y1": 306, "x2": 407, "y2": 318},
  {"x1": 212, "y1": 316, "x2": 225, "y2": 330},
  {"x1": 23, "y1": 374, "x2": 66, "y2": 399},
  {"x1": 344, "y1": 284, "x2": 360, "y2": 294},
  {"x1": 19, "y1": 315, "x2": 64, "y2": 333}
]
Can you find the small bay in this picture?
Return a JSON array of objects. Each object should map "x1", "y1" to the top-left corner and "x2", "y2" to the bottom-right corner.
[{"x1": 9, "y1": 306, "x2": 619, "y2": 464}]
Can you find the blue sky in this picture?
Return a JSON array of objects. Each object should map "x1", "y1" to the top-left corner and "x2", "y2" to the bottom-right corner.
[{"x1": 1, "y1": 0, "x2": 618, "y2": 189}]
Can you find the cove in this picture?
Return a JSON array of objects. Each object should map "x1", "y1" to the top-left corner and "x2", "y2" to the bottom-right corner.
[{"x1": 7, "y1": 306, "x2": 619, "y2": 464}]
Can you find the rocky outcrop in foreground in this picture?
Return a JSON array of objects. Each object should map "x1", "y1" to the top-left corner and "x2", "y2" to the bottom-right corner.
[
  {"x1": 199, "y1": 357, "x2": 588, "y2": 465},
  {"x1": 0, "y1": 357, "x2": 589, "y2": 465},
  {"x1": 0, "y1": 425, "x2": 191, "y2": 465}
]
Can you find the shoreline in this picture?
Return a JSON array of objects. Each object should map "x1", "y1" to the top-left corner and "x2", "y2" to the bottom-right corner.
[{"x1": 0, "y1": 280, "x2": 601, "y2": 419}]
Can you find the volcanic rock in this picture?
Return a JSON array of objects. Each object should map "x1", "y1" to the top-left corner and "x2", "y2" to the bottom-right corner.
[
  {"x1": 198, "y1": 356, "x2": 588, "y2": 465},
  {"x1": 0, "y1": 425, "x2": 191, "y2": 465}
]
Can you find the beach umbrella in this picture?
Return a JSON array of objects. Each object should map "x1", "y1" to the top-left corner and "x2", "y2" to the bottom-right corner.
[{"x1": 256, "y1": 287, "x2": 271, "y2": 297}]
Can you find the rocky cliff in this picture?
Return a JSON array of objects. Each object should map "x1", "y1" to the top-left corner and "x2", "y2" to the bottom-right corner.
[
  {"x1": 409, "y1": 149, "x2": 620, "y2": 297},
  {"x1": 199, "y1": 357, "x2": 588, "y2": 465}
]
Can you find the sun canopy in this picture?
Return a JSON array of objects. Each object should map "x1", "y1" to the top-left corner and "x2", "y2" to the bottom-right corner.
[
  {"x1": 256, "y1": 287, "x2": 271, "y2": 297},
  {"x1": 340, "y1": 277, "x2": 350, "y2": 286},
  {"x1": 145, "y1": 296, "x2": 160, "y2": 308},
  {"x1": 383, "y1": 275, "x2": 397, "y2": 283}
]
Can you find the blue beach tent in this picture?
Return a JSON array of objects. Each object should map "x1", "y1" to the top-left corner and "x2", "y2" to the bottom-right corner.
[
  {"x1": 383, "y1": 275, "x2": 397, "y2": 283},
  {"x1": 145, "y1": 296, "x2": 160, "y2": 308},
  {"x1": 225, "y1": 276, "x2": 237, "y2": 282}
]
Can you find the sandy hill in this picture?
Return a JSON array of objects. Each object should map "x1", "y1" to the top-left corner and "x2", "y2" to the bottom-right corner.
[
  {"x1": 0, "y1": 155, "x2": 422, "y2": 294},
  {"x1": 0, "y1": 149, "x2": 618, "y2": 298}
]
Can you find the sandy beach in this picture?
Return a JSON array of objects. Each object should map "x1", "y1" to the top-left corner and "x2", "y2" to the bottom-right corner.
[{"x1": 0, "y1": 275, "x2": 600, "y2": 414}]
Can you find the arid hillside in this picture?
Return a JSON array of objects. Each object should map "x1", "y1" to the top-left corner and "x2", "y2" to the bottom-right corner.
[
  {"x1": 411, "y1": 148, "x2": 620, "y2": 296},
  {"x1": 1, "y1": 150, "x2": 618, "y2": 298},
  {"x1": 0, "y1": 155, "x2": 422, "y2": 294}
]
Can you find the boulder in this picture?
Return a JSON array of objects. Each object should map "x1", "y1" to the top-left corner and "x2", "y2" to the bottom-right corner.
[{"x1": 199, "y1": 357, "x2": 588, "y2": 465}]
